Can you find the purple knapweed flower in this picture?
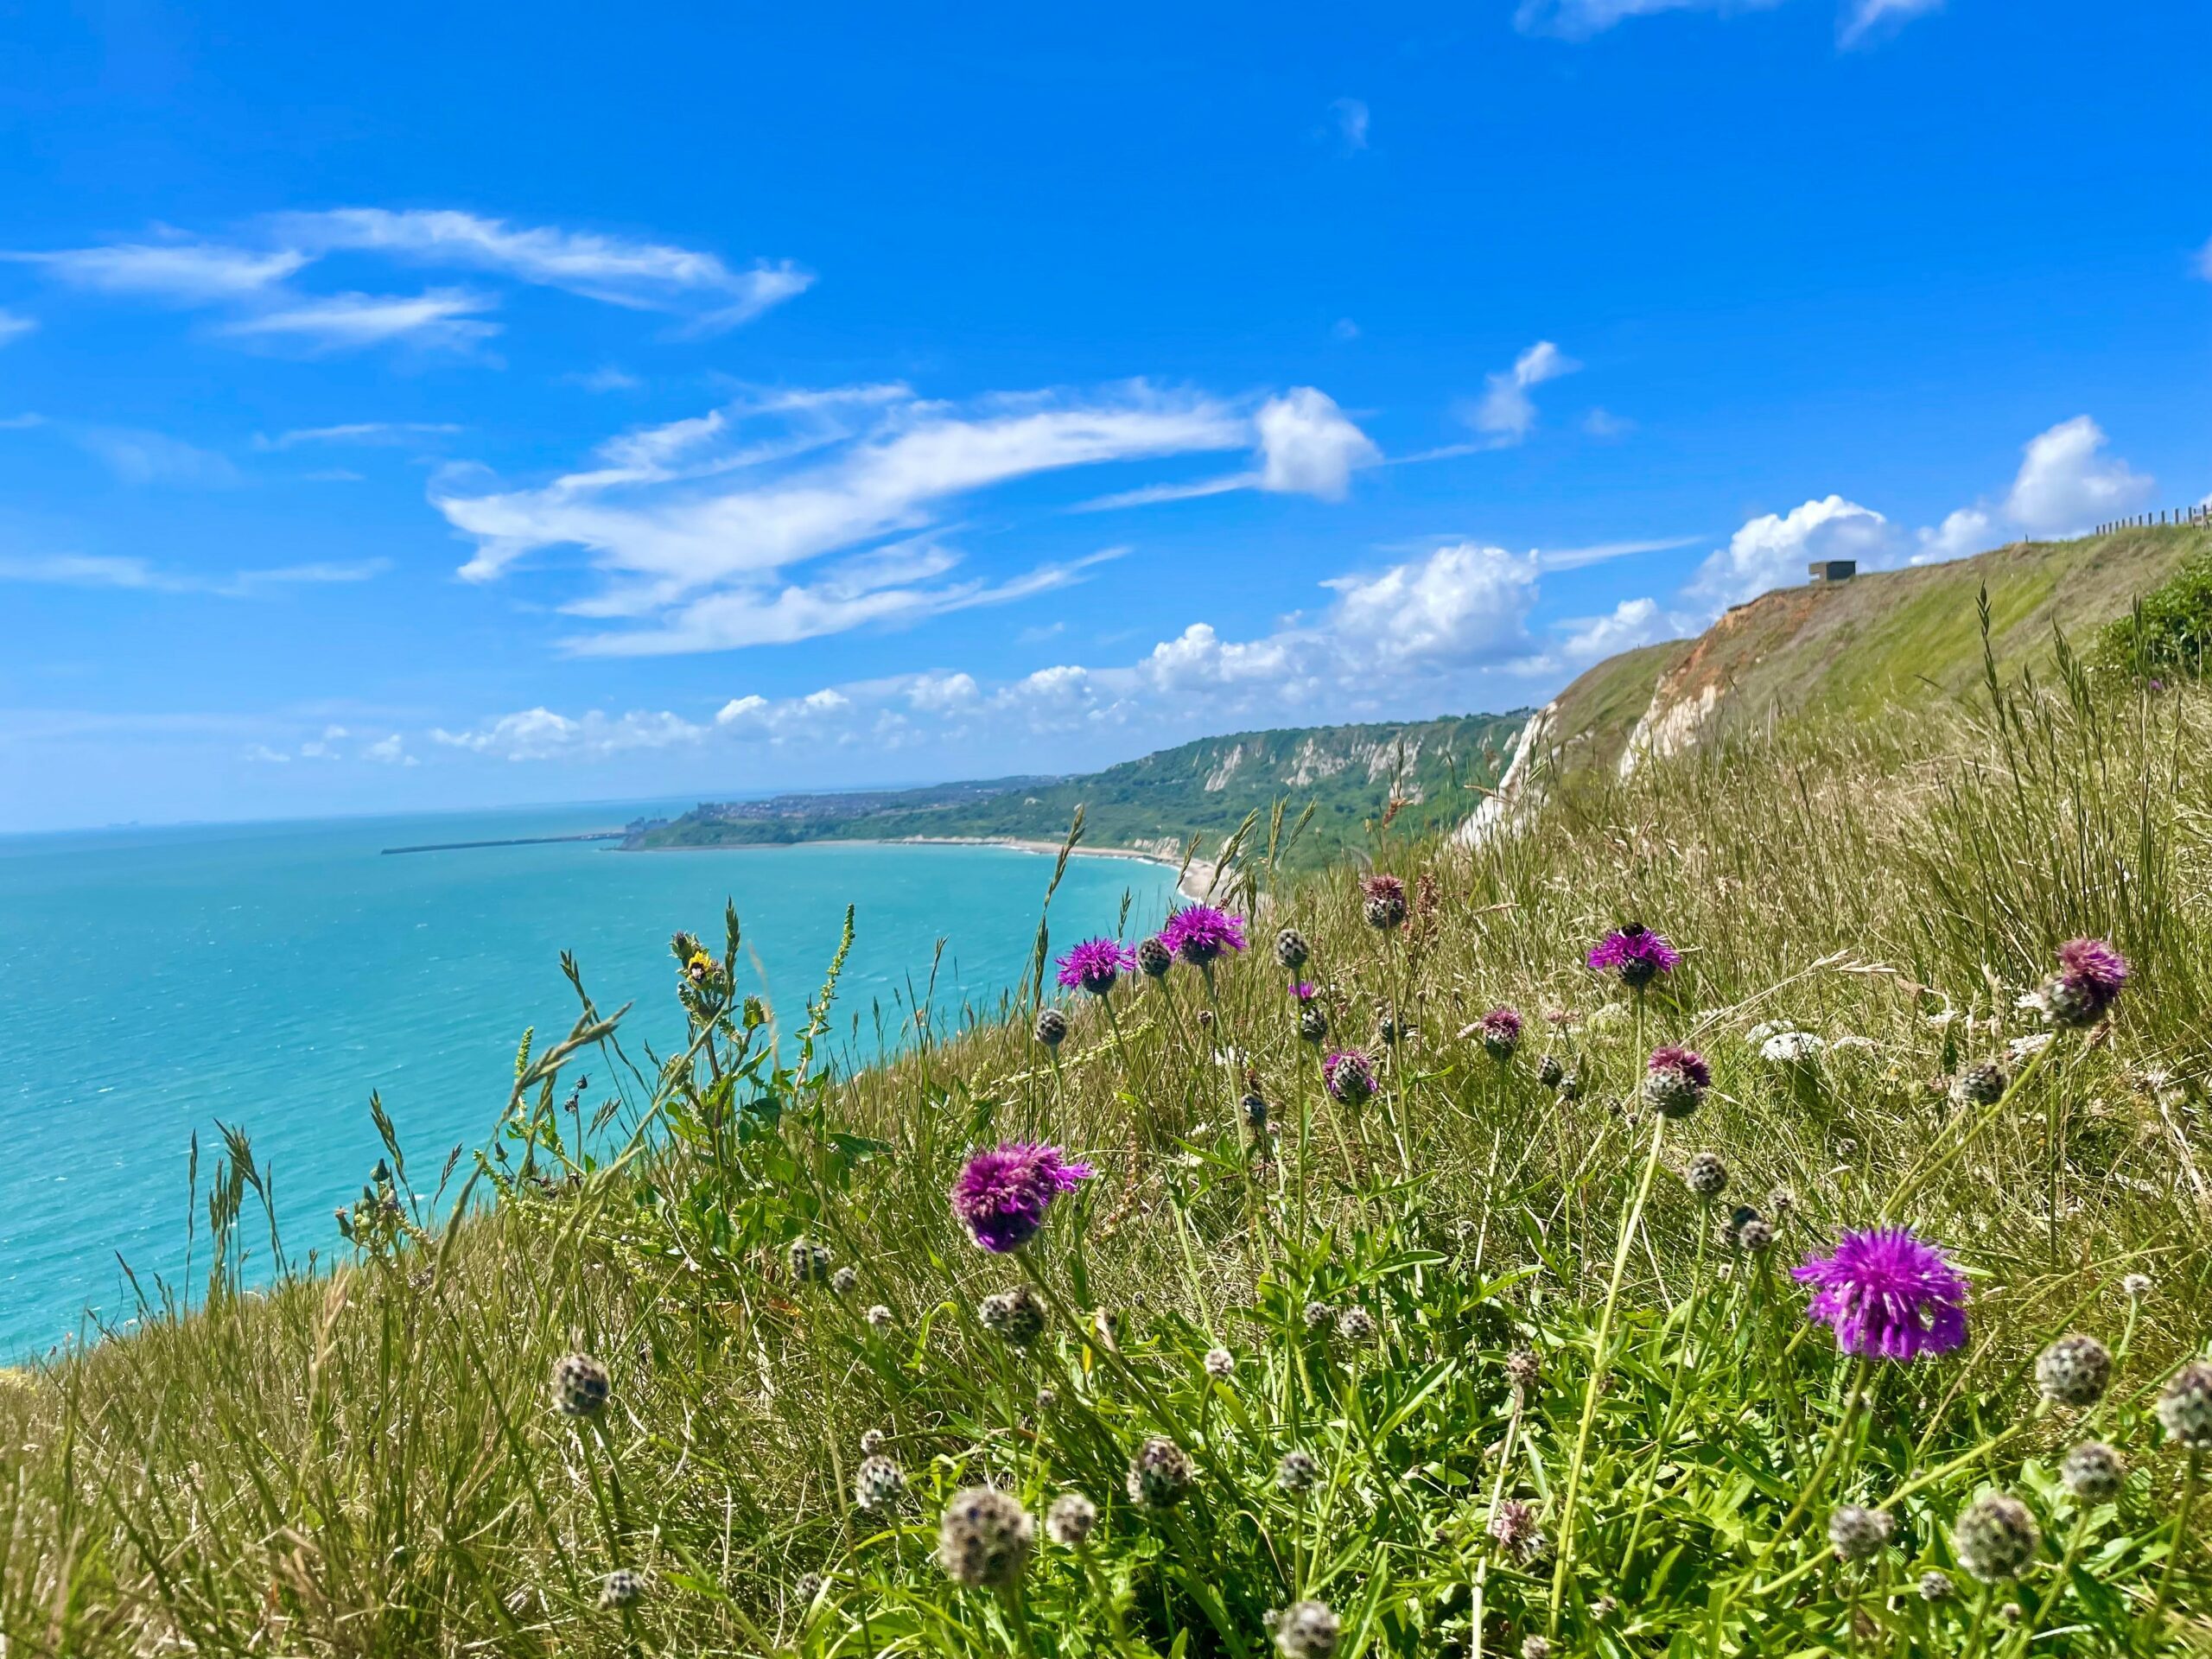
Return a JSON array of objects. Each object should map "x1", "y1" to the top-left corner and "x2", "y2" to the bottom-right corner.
[
  {"x1": 1360, "y1": 874, "x2": 1409, "y2": 931},
  {"x1": 1587, "y1": 924, "x2": 1681, "y2": 990},
  {"x1": 1292, "y1": 982, "x2": 1319, "y2": 1001},
  {"x1": 1477, "y1": 1007, "x2": 1523, "y2": 1059},
  {"x1": 1794, "y1": 1226, "x2": 1969, "y2": 1362},
  {"x1": 950, "y1": 1143, "x2": 1096, "y2": 1253},
  {"x1": 2044, "y1": 938, "x2": 2129, "y2": 1027},
  {"x1": 1056, "y1": 938, "x2": 1138, "y2": 996},
  {"x1": 1323, "y1": 1049, "x2": 1377, "y2": 1106},
  {"x1": 1642, "y1": 1044, "x2": 1711, "y2": 1116},
  {"x1": 1160, "y1": 904, "x2": 1247, "y2": 967}
]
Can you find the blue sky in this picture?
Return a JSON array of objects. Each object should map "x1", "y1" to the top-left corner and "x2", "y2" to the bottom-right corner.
[{"x1": 2, "y1": 0, "x2": 2207, "y2": 832}]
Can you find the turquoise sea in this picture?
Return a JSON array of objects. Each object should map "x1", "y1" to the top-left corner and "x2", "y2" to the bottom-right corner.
[{"x1": 0, "y1": 804, "x2": 1177, "y2": 1357}]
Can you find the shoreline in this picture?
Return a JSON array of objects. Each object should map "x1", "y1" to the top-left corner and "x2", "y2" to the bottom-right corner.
[{"x1": 632, "y1": 832, "x2": 1217, "y2": 904}]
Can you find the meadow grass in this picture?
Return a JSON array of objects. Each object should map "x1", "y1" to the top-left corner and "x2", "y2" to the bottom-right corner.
[{"x1": 3, "y1": 635, "x2": 2209, "y2": 1656}]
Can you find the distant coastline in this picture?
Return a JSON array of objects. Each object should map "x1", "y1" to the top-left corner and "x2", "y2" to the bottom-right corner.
[{"x1": 634, "y1": 832, "x2": 1216, "y2": 904}]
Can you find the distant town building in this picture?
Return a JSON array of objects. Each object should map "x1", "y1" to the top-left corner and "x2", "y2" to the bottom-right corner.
[{"x1": 1808, "y1": 559, "x2": 1857, "y2": 583}]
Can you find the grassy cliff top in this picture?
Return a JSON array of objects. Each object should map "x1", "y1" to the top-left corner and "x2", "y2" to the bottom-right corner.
[{"x1": 7, "y1": 535, "x2": 2212, "y2": 1655}]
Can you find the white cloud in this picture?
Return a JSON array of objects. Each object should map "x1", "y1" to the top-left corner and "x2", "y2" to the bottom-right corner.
[
  {"x1": 298, "y1": 724, "x2": 348, "y2": 760},
  {"x1": 1329, "y1": 99, "x2": 1370, "y2": 152},
  {"x1": 434, "y1": 383, "x2": 1246, "y2": 653},
  {"x1": 1559, "y1": 596, "x2": 1673, "y2": 661},
  {"x1": 1840, "y1": 0, "x2": 1940, "y2": 47},
  {"x1": 220, "y1": 289, "x2": 500, "y2": 353},
  {"x1": 1332, "y1": 318, "x2": 1360, "y2": 342},
  {"x1": 272, "y1": 208, "x2": 812, "y2": 330},
  {"x1": 2001, "y1": 416, "x2": 2152, "y2": 537},
  {"x1": 73, "y1": 426, "x2": 240, "y2": 488},
  {"x1": 0, "y1": 308, "x2": 33, "y2": 344},
  {"x1": 1255, "y1": 387, "x2": 1381, "y2": 499},
  {"x1": 1324, "y1": 543, "x2": 1541, "y2": 664},
  {"x1": 1582, "y1": 407, "x2": 1634, "y2": 438},
  {"x1": 1914, "y1": 506, "x2": 1995, "y2": 564},
  {"x1": 430, "y1": 706, "x2": 709, "y2": 760},
  {"x1": 13, "y1": 242, "x2": 306, "y2": 302},
  {"x1": 1683, "y1": 495, "x2": 1895, "y2": 613},
  {"x1": 361, "y1": 734, "x2": 418, "y2": 766},
  {"x1": 429, "y1": 540, "x2": 1560, "y2": 765},
  {"x1": 257, "y1": 422, "x2": 463, "y2": 450},
  {"x1": 2199, "y1": 238, "x2": 2212, "y2": 282},
  {"x1": 1471, "y1": 341, "x2": 1580, "y2": 444}
]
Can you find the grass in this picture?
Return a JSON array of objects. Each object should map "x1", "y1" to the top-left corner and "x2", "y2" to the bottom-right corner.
[{"x1": 3, "y1": 607, "x2": 2210, "y2": 1656}]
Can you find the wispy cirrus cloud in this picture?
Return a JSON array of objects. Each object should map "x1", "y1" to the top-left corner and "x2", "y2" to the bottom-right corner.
[
  {"x1": 1514, "y1": 0, "x2": 1934, "y2": 45},
  {"x1": 0, "y1": 551, "x2": 389, "y2": 595},
  {"x1": 271, "y1": 208, "x2": 811, "y2": 331},
  {"x1": 0, "y1": 308, "x2": 35, "y2": 344},
  {"x1": 1327, "y1": 98, "x2": 1370, "y2": 153},
  {"x1": 219, "y1": 288, "x2": 500, "y2": 353},
  {"x1": 432, "y1": 380, "x2": 1255, "y2": 656},
  {"x1": 8, "y1": 242, "x2": 307, "y2": 301},
  {"x1": 10, "y1": 208, "x2": 808, "y2": 354},
  {"x1": 254, "y1": 421, "x2": 465, "y2": 450},
  {"x1": 72, "y1": 425, "x2": 241, "y2": 487},
  {"x1": 1514, "y1": 0, "x2": 1783, "y2": 40},
  {"x1": 1839, "y1": 0, "x2": 1940, "y2": 47}
]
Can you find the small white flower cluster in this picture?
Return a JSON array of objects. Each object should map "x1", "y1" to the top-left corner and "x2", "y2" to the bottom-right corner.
[{"x1": 1748, "y1": 1022, "x2": 1824, "y2": 1065}]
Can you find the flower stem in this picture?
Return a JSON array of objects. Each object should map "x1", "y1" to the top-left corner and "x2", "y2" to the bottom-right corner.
[{"x1": 1548, "y1": 1108, "x2": 1669, "y2": 1635}]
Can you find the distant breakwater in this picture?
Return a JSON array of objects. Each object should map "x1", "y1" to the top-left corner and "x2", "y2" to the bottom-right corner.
[{"x1": 379, "y1": 831, "x2": 626, "y2": 855}]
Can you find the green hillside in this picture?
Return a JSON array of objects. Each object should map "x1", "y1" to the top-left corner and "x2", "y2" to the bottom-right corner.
[
  {"x1": 1536, "y1": 521, "x2": 2209, "y2": 788},
  {"x1": 632, "y1": 711, "x2": 1532, "y2": 870}
]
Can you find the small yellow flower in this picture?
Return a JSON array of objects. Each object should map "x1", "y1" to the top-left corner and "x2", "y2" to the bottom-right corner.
[{"x1": 684, "y1": 950, "x2": 715, "y2": 983}]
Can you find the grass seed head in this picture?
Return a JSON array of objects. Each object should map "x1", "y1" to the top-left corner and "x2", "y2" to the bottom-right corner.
[
  {"x1": 1953, "y1": 1493, "x2": 2041, "y2": 1581},
  {"x1": 788, "y1": 1237, "x2": 832, "y2": 1286},
  {"x1": 1046, "y1": 1491, "x2": 1097, "y2": 1548},
  {"x1": 1827, "y1": 1504, "x2": 1893, "y2": 1561},
  {"x1": 1686, "y1": 1152, "x2": 1729, "y2": 1200},
  {"x1": 2061, "y1": 1440, "x2": 2125, "y2": 1504},
  {"x1": 978, "y1": 1284, "x2": 1048, "y2": 1346},
  {"x1": 550, "y1": 1352, "x2": 610, "y2": 1418},
  {"x1": 1955, "y1": 1061, "x2": 2009, "y2": 1105},
  {"x1": 937, "y1": 1486, "x2": 1034, "y2": 1587},
  {"x1": 1127, "y1": 1435, "x2": 1196, "y2": 1508},
  {"x1": 853, "y1": 1454, "x2": 906, "y2": 1511},
  {"x1": 1274, "y1": 1599, "x2": 1340, "y2": 1659},
  {"x1": 2035, "y1": 1335, "x2": 2113, "y2": 1408},
  {"x1": 2156, "y1": 1361, "x2": 2212, "y2": 1451}
]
